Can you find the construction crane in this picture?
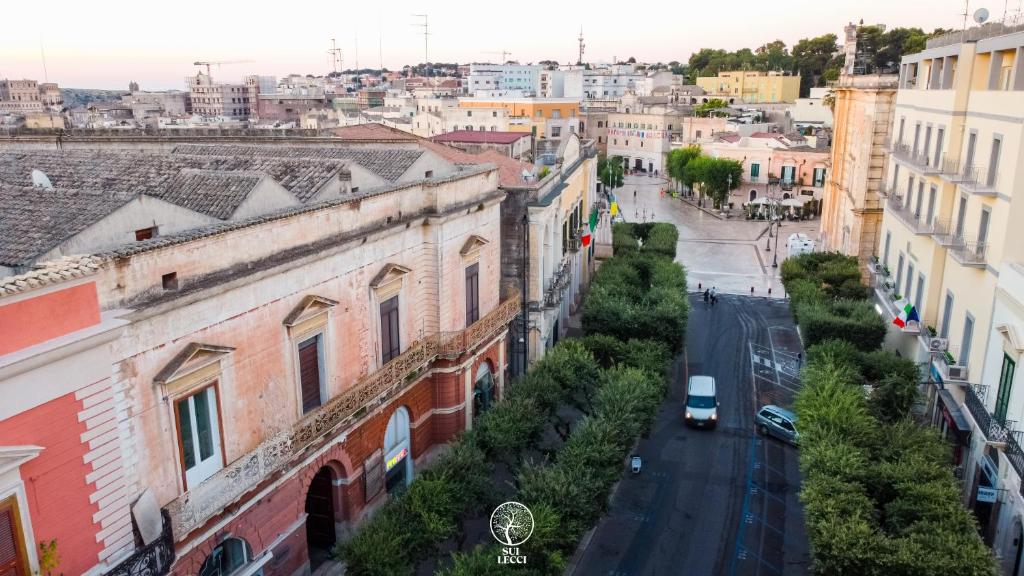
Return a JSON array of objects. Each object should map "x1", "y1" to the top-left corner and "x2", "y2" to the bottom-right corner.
[
  {"x1": 192, "y1": 60, "x2": 254, "y2": 76},
  {"x1": 484, "y1": 50, "x2": 513, "y2": 64}
]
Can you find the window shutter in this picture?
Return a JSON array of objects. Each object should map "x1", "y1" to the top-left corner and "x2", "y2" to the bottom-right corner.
[
  {"x1": 0, "y1": 504, "x2": 24, "y2": 576},
  {"x1": 298, "y1": 338, "x2": 322, "y2": 413},
  {"x1": 465, "y1": 264, "x2": 480, "y2": 326},
  {"x1": 380, "y1": 296, "x2": 401, "y2": 363}
]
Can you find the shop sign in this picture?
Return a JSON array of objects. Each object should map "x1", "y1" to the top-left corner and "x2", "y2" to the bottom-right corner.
[
  {"x1": 977, "y1": 486, "x2": 998, "y2": 503},
  {"x1": 386, "y1": 447, "x2": 408, "y2": 472}
]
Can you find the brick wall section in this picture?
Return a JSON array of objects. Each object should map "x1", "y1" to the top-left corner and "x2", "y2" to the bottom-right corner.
[
  {"x1": 0, "y1": 391, "x2": 104, "y2": 574},
  {"x1": 170, "y1": 338, "x2": 504, "y2": 574}
]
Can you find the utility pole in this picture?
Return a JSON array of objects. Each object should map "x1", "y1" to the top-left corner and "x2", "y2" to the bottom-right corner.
[{"x1": 327, "y1": 38, "x2": 343, "y2": 74}]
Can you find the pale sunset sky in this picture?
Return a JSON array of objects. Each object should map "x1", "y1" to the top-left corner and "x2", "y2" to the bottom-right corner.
[{"x1": 0, "y1": 0, "x2": 1004, "y2": 90}]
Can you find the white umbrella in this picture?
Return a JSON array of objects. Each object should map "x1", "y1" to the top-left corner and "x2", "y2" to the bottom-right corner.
[
  {"x1": 781, "y1": 198, "x2": 807, "y2": 207},
  {"x1": 748, "y1": 197, "x2": 770, "y2": 205}
]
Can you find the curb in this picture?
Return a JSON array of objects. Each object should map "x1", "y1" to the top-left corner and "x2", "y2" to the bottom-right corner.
[{"x1": 677, "y1": 196, "x2": 727, "y2": 220}]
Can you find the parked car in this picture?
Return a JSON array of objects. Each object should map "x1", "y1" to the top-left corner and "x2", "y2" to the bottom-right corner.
[
  {"x1": 755, "y1": 405, "x2": 800, "y2": 445},
  {"x1": 685, "y1": 375, "x2": 718, "y2": 428}
]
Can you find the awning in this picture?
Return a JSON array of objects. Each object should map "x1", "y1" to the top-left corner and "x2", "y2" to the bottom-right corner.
[{"x1": 938, "y1": 389, "x2": 972, "y2": 440}]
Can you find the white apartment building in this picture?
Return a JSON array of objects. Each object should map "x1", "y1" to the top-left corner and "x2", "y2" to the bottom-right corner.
[
  {"x1": 791, "y1": 87, "x2": 834, "y2": 129},
  {"x1": 187, "y1": 73, "x2": 254, "y2": 120},
  {"x1": 866, "y1": 26, "x2": 1024, "y2": 566},
  {"x1": 467, "y1": 64, "x2": 541, "y2": 96}
]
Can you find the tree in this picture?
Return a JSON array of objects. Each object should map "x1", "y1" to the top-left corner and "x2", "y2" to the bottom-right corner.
[
  {"x1": 693, "y1": 98, "x2": 729, "y2": 117},
  {"x1": 598, "y1": 155, "x2": 624, "y2": 190},
  {"x1": 626, "y1": 56, "x2": 636, "y2": 64},
  {"x1": 792, "y1": 33, "x2": 839, "y2": 96},
  {"x1": 755, "y1": 40, "x2": 793, "y2": 72},
  {"x1": 687, "y1": 156, "x2": 742, "y2": 209},
  {"x1": 666, "y1": 145, "x2": 701, "y2": 192}
]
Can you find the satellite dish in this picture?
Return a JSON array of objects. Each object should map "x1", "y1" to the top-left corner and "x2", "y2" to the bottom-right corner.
[
  {"x1": 31, "y1": 169, "x2": 53, "y2": 189},
  {"x1": 974, "y1": 7, "x2": 990, "y2": 23}
]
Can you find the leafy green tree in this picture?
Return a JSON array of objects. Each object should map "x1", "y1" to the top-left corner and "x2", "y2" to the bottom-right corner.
[
  {"x1": 688, "y1": 156, "x2": 743, "y2": 208},
  {"x1": 755, "y1": 39, "x2": 794, "y2": 72},
  {"x1": 693, "y1": 98, "x2": 729, "y2": 117},
  {"x1": 792, "y1": 33, "x2": 839, "y2": 95},
  {"x1": 666, "y1": 145, "x2": 701, "y2": 192},
  {"x1": 598, "y1": 155, "x2": 624, "y2": 190}
]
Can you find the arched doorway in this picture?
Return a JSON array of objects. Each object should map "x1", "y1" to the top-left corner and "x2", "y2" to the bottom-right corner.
[
  {"x1": 305, "y1": 467, "x2": 336, "y2": 570},
  {"x1": 473, "y1": 362, "x2": 494, "y2": 420},
  {"x1": 749, "y1": 190, "x2": 757, "y2": 201},
  {"x1": 1012, "y1": 518, "x2": 1024, "y2": 576},
  {"x1": 783, "y1": 192, "x2": 791, "y2": 200},
  {"x1": 384, "y1": 407, "x2": 412, "y2": 494}
]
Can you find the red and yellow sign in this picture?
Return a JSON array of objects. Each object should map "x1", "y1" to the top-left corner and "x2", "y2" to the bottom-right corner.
[{"x1": 386, "y1": 447, "x2": 408, "y2": 472}]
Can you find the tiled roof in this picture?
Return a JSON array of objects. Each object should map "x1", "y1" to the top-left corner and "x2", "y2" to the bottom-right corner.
[
  {"x1": 0, "y1": 150, "x2": 347, "y2": 203},
  {"x1": 430, "y1": 130, "x2": 529, "y2": 145},
  {"x1": 331, "y1": 123, "x2": 418, "y2": 142},
  {"x1": 160, "y1": 171, "x2": 262, "y2": 220},
  {"x1": 0, "y1": 184, "x2": 133, "y2": 268},
  {"x1": 170, "y1": 144, "x2": 422, "y2": 182},
  {"x1": 0, "y1": 255, "x2": 104, "y2": 298},
  {"x1": 420, "y1": 140, "x2": 536, "y2": 189}
]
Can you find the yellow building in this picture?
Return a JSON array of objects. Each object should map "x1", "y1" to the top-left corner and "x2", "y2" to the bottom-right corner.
[
  {"x1": 458, "y1": 97, "x2": 581, "y2": 139},
  {"x1": 871, "y1": 28, "x2": 1024, "y2": 391},
  {"x1": 696, "y1": 71, "x2": 801, "y2": 103}
]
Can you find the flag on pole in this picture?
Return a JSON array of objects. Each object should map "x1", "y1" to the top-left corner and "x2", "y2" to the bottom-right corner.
[
  {"x1": 589, "y1": 208, "x2": 598, "y2": 232},
  {"x1": 582, "y1": 230, "x2": 591, "y2": 247},
  {"x1": 892, "y1": 300, "x2": 921, "y2": 328},
  {"x1": 611, "y1": 201, "x2": 619, "y2": 217}
]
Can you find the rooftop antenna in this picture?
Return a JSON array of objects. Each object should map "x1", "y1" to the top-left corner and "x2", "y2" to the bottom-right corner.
[
  {"x1": 412, "y1": 14, "x2": 429, "y2": 74},
  {"x1": 378, "y1": 9, "x2": 384, "y2": 73},
  {"x1": 578, "y1": 28, "x2": 585, "y2": 66},
  {"x1": 962, "y1": 0, "x2": 971, "y2": 40},
  {"x1": 975, "y1": 6, "x2": 991, "y2": 23},
  {"x1": 39, "y1": 40, "x2": 49, "y2": 83},
  {"x1": 328, "y1": 38, "x2": 343, "y2": 74},
  {"x1": 354, "y1": 31, "x2": 359, "y2": 72}
]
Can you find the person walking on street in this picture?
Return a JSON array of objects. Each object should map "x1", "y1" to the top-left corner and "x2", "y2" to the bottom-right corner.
[
  {"x1": 703, "y1": 289, "x2": 710, "y2": 307},
  {"x1": 634, "y1": 189, "x2": 637, "y2": 199}
]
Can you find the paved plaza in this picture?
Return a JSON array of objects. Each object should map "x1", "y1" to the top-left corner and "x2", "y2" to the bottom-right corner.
[{"x1": 614, "y1": 175, "x2": 821, "y2": 296}]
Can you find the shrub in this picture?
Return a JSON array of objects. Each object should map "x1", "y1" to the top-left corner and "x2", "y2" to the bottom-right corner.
[
  {"x1": 642, "y1": 223, "x2": 679, "y2": 259},
  {"x1": 580, "y1": 334, "x2": 626, "y2": 369},
  {"x1": 797, "y1": 299, "x2": 887, "y2": 352},
  {"x1": 868, "y1": 373, "x2": 919, "y2": 423},
  {"x1": 475, "y1": 396, "x2": 546, "y2": 463},
  {"x1": 612, "y1": 223, "x2": 639, "y2": 254},
  {"x1": 338, "y1": 502, "x2": 415, "y2": 575}
]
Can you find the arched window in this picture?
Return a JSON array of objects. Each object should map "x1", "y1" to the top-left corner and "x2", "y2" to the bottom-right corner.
[
  {"x1": 749, "y1": 190, "x2": 757, "y2": 201},
  {"x1": 384, "y1": 407, "x2": 412, "y2": 494},
  {"x1": 199, "y1": 538, "x2": 255, "y2": 576}
]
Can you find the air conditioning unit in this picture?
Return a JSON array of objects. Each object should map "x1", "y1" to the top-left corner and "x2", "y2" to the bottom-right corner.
[
  {"x1": 929, "y1": 338, "x2": 949, "y2": 352},
  {"x1": 946, "y1": 365, "x2": 969, "y2": 381}
]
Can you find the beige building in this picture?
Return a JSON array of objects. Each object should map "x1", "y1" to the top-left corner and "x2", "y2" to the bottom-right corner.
[
  {"x1": 820, "y1": 23, "x2": 899, "y2": 277},
  {"x1": 606, "y1": 109, "x2": 686, "y2": 173},
  {"x1": 0, "y1": 79, "x2": 45, "y2": 113},
  {"x1": 696, "y1": 71, "x2": 801, "y2": 103},
  {"x1": 186, "y1": 72, "x2": 254, "y2": 120}
]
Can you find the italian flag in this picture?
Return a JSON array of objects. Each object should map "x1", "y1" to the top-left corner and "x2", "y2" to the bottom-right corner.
[
  {"x1": 893, "y1": 300, "x2": 921, "y2": 328},
  {"x1": 582, "y1": 208, "x2": 598, "y2": 247}
]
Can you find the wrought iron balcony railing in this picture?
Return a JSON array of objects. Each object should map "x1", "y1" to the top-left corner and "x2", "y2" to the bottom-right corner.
[
  {"x1": 885, "y1": 194, "x2": 934, "y2": 235},
  {"x1": 543, "y1": 259, "x2": 573, "y2": 308},
  {"x1": 963, "y1": 384, "x2": 1011, "y2": 443},
  {"x1": 106, "y1": 511, "x2": 175, "y2": 576},
  {"x1": 165, "y1": 291, "x2": 522, "y2": 539},
  {"x1": 958, "y1": 165, "x2": 1000, "y2": 196},
  {"x1": 950, "y1": 240, "x2": 988, "y2": 267}
]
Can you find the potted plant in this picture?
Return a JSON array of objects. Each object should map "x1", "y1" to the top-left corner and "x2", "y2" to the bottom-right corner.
[
  {"x1": 890, "y1": 292, "x2": 902, "y2": 301},
  {"x1": 927, "y1": 325, "x2": 937, "y2": 337},
  {"x1": 943, "y1": 350, "x2": 956, "y2": 365},
  {"x1": 883, "y1": 266, "x2": 891, "y2": 277}
]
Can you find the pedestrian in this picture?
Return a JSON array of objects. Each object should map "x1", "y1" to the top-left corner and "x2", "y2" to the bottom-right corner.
[
  {"x1": 711, "y1": 294, "x2": 717, "y2": 307},
  {"x1": 634, "y1": 189, "x2": 637, "y2": 199},
  {"x1": 797, "y1": 352, "x2": 803, "y2": 366},
  {"x1": 703, "y1": 289, "x2": 709, "y2": 307}
]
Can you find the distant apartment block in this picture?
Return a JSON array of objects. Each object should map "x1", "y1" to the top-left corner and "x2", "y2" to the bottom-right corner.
[
  {"x1": 0, "y1": 79, "x2": 47, "y2": 113},
  {"x1": 467, "y1": 63, "x2": 540, "y2": 96},
  {"x1": 186, "y1": 72, "x2": 254, "y2": 120},
  {"x1": 696, "y1": 70, "x2": 801, "y2": 103}
]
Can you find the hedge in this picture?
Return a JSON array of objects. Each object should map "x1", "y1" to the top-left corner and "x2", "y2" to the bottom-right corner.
[
  {"x1": 795, "y1": 347, "x2": 998, "y2": 574},
  {"x1": 796, "y1": 299, "x2": 887, "y2": 352},
  {"x1": 341, "y1": 224, "x2": 686, "y2": 575}
]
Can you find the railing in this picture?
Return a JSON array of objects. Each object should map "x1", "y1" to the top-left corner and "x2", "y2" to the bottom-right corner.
[
  {"x1": 940, "y1": 156, "x2": 961, "y2": 176},
  {"x1": 959, "y1": 165, "x2": 999, "y2": 194},
  {"x1": 543, "y1": 259, "x2": 573, "y2": 308},
  {"x1": 166, "y1": 291, "x2": 522, "y2": 539},
  {"x1": 935, "y1": 344, "x2": 970, "y2": 382},
  {"x1": 891, "y1": 142, "x2": 912, "y2": 160},
  {"x1": 950, "y1": 240, "x2": 988, "y2": 267},
  {"x1": 929, "y1": 218, "x2": 962, "y2": 246},
  {"x1": 886, "y1": 194, "x2": 934, "y2": 234},
  {"x1": 106, "y1": 511, "x2": 176, "y2": 576},
  {"x1": 877, "y1": 182, "x2": 894, "y2": 198},
  {"x1": 963, "y1": 384, "x2": 1009, "y2": 443}
]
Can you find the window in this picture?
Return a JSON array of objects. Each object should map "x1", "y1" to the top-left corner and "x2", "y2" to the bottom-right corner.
[
  {"x1": 978, "y1": 207, "x2": 991, "y2": 246},
  {"x1": 897, "y1": 117, "x2": 905, "y2": 143},
  {"x1": 199, "y1": 538, "x2": 258, "y2": 576},
  {"x1": 176, "y1": 385, "x2": 223, "y2": 488},
  {"x1": 915, "y1": 274, "x2": 925, "y2": 319},
  {"x1": 380, "y1": 296, "x2": 400, "y2": 363},
  {"x1": 988, "y1": 136, "x2": 1001, "y2": 187},
  {"x1": 465, "y1": 263, "x2": 480, "y2": 326},
  {"x1": 0, "y1": 497, "x2": 29, "y2": 576},
  {"x1": 467, "y1": 110, "x2": 472, "y2": 117},
  {"x1": 961, "y1": 314, "x2": 975, "y2": 366},
  {"x1": 926, "y1": 185, "x2": 937, "y2": 224},
  {"x1": 955, "y1": 195, "x2": 968, "y2": 238},
  {"x1": 297, "y1": 335, "x2": 325, "y2": 413},
  {"x1": 934, "y1": 127, "x2": 945, "y2": 166},
  {"x1": 923, "y1": 125, "x2": 932, "y2": 160},
  {"x1": 135, "y1": 226, "x2": 158, "y2": 241},
  {"x1": 162, "y1": 272, "x2": 178, "y2": 291},
  {"x1": 995, "y1": 354, "x2": 1017, "y2": 424},
  {"x1": 750, "y1": 163, "x2": 760, "y2": 178},
  {"x1": 883, "y1": 231, "x2": 891, "y2": 267},
  {"x1": 965, "y1": 131, "x2": 977, "y2": 169},
  {"x1": 895, "y1": 253, "x2": 904, "y2": 294},
  {"x1": 812, "y1": 167, "x2": 826, "y2": 187},
  {"x1": 911, "y1": 123, "x2": 921, "y2": 155},
  {"x1": 551, "y1": 126, "x2": 561, "y2": 138},
  {"x1": 424, "y1": 170, "x2": 433, "y2": 178},
  {"x1": 914, "y1": 180, "x2": 924, "y2": 219},
  {"x1": 905, "y1": 263, "x2": 915, "y2": 302},
  {"x1": 940, "y1": 292, "x2": 954, "y2": 339}
]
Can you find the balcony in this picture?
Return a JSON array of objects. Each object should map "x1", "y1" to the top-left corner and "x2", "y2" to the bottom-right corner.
[
  {"x1": 934, "y1": 344, "x2": 970, "y2": 382},
  {"x1": 958, "y1": 165, "x2": 1000, "y2": 197},
  {"x1": 886, "y1": 194, "x2": 935, "y2": 235},
  {"x1": 165, "y1": 291, "x2": 522, "y2": 539},
  {"x1": 543, "y1": 259, "x2": 573, "y2": 308},
  {"x1": 929, "y1": 218, "x2": 961, "y2": 246},
  {"x1": 106, "y1": 510, "x2": 175, "y2": 576},
  {"x1": 869, "y1": 268, "x2": 921, "y2": 334},
  {"x1": 891, "y1": 143, "x2": 940, "y2": 174},
  {"x1": 963, "y1": 383, "x2": 1013, "y2": 444},
  {"x1": 877, "y1": 182, "x2": 895, "y2": 198},
  {"x1": 950, "y1": 240, "x2": 988, "y2": 268}
]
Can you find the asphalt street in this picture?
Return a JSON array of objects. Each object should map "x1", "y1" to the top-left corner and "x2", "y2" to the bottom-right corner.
[{"x1": 571, "y1": 294, "x2": 810, "y2": 576}]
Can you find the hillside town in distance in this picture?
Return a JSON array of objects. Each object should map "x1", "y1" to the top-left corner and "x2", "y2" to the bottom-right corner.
[{"x1": 2, "y1": 3, "x2": 1024, "y2": 575}]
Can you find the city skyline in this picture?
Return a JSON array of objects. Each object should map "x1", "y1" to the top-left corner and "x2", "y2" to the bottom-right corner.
[{"x1": 3, "y1": 0, "x2": 980, "y2": 90}]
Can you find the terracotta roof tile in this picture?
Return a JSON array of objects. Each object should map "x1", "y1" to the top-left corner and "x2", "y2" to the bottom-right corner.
[
  {"x1": 0, "y1": 255, "x2": 104, "y2": 298},
  {"x1": 431, "y1": 130, "x2": 530, "y2": 145}
]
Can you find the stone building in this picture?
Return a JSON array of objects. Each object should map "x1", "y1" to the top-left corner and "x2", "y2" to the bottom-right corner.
[
  {"x1": 0, "y1": 79, "x2": 45, "y2": 113},
  {"x1": 819, "y1": 23, "x2": 898, "y2": 277},
  {"x1": 186, "y1": 72, "x2": 254, "y2": 120},
  {"x1": 0, "y1": 137, "x2": 517, "y2": 575}
]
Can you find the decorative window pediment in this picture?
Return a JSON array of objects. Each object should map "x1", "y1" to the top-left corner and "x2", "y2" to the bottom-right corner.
[
  {"x1": 283, "y1": 295, "x2": 338, "y2": 328},
  {"x1": 154, "y1": 342, "x2": 234, "y2": 393},
  {"x1": 371, "y1": 263, "x2": 411, "y2": 289},
  {"x1": 996, "y1": 324, "x2": 1024, "y2": 354},
  {"x1": 460, "y1": 235, "x2": 490, "y2": 258},
  {"x1": 0, "y1": 445, "x2": 44, "y2": 478}
]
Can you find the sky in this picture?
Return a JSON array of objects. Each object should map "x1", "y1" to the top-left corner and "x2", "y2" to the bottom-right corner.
[{"x1": 0, "y1": 0, "x2": 1005, "y2": 90}]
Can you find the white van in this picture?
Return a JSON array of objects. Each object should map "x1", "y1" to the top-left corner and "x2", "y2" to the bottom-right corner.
[{"x1": 685, "y1": 375, "x2": 718, "y2": 428}]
